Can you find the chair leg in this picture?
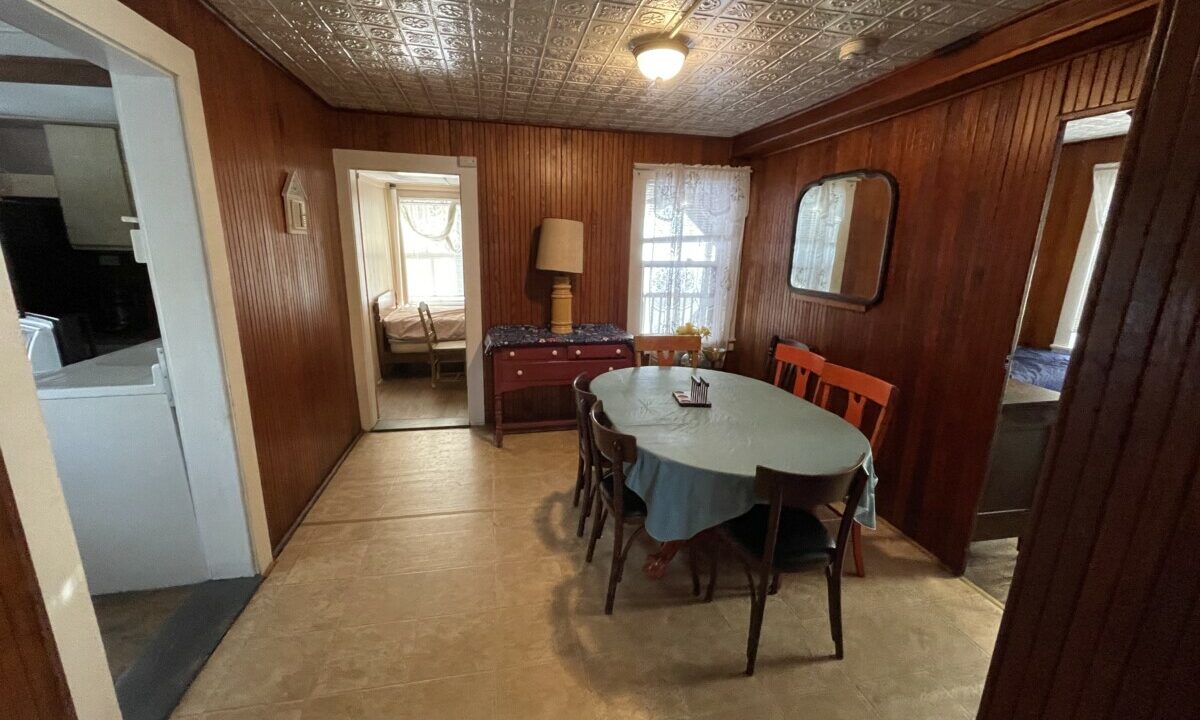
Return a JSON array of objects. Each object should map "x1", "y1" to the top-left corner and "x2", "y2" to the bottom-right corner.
[
  {"x1": 769, "y1": 572, "x2": 782, "y2": 595},
  {"x1": 704, "y1": 542, "x2": 718, "y2": 602},
  {"x1": 745, "y1": 570, "x2": 771, "y2": 676},
  {"x1": 851, "y1": 522, "x2": 865, "y2": 578},
  {"x1": 586, "y1": 500, "x2": 606, "y2": 564},
  {"x1": 573, "y1": 455, "x2": 584, "y2": 507},
  {"x1": 688, "y1": 549, "x2": 701, "y2": 597},
  {"x1": 827, "y1": 565, "x2": 844, "y2": 659},
  {"x1": 576, "y1": 468, "x2": 595, "y2": 538},
  {"x1": 604, "y1": 520, "x2": 625, "y2": 615}
]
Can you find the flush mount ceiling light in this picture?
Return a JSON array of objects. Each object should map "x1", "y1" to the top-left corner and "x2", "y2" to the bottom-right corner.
[{"x1": 632, "y1": 36, "x2": 689, "y2": 81}]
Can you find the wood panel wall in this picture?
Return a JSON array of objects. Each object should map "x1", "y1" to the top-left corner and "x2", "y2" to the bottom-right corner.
[
  {"x1": 1020, "y1": 135, "x2": 1127, "y2": 348},
  {"x1": 119, "y1": 0, "x2": 359, "y2": 547},
  {"x1": 733, "y1": 36, "x2": 1148, "y2": 572},
  {"x1": 981, "y1": 1, "x2": 1200, "y2": 715},
  {"x1": 0, "y1": 452, "x2": 76, "y2": 720},
  {"x1": 337, "y1": 115, "x2": 733, "y2": 421}
]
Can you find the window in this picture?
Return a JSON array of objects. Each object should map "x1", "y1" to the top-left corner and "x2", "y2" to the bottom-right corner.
[
  {"x1": 397, "y1": 198, "x2": 464, "y2": 306},
  {"x1": 628, "y1": 165, "x2": 750, "y2": 348}
]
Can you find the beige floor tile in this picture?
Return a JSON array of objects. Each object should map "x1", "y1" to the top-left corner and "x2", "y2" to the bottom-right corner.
[
  {"x1": 171, "y1": 430, "x2": 1004, "y2": 720},
  {"x1": 312, "y1": 621, "x2": 415, "y2": 695},
  {"x1": 339, "y1": 565, "x2": 497, "y2": 624},
  {"x1": 357, "y1": 672, "x2": 497, "y2": 720},
  {"x1": 497, "y1": 657, "x2": 604, "y2": 720}
]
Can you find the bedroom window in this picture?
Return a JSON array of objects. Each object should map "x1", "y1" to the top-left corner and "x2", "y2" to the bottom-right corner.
[
  {"x1": 627, "y1": 164, "x2": 750, "y2": 348},
  {"x1": 397, "y1": 198, "x2": 464, "y2": 306}
]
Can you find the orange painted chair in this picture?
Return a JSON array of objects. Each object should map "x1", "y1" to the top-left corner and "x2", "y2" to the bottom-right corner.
[
  {"x1": 633, "y1": 334, "x2": 701, "y2": 368},
  {"x1": 771, "y1": 343, "x2": 826, "y2": 401},
  {"x1": 813, "y1": 364, "x2": 898, "y2": 578}
]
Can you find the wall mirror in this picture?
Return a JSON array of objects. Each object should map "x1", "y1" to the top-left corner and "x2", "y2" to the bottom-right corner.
[{"x1": 789, "y1": 170, "x2": 897, "y2": 307}]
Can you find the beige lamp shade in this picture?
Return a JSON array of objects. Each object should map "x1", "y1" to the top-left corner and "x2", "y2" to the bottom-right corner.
[{"x1": 536, "y1": 218, "x2": 584, "y2": 274}]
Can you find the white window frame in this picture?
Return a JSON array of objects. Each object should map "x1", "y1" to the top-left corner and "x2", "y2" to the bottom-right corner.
[{"x1": 626, "y1": 167, "x2": 744, "y2": 341}]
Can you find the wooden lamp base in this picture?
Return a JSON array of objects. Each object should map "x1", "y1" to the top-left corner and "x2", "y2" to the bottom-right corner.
[{"x1": 549, "y1": 274, "x2": 574, "y2": 335}]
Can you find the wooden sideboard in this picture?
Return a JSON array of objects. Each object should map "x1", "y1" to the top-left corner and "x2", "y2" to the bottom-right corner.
[{"x1": 486, "y1": 324, "x2": 634, "y2": 446}]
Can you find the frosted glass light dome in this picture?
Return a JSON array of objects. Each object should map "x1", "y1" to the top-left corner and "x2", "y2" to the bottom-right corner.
[{"x1": 634, "y1": 38, "x2": 688, "y2": 81}]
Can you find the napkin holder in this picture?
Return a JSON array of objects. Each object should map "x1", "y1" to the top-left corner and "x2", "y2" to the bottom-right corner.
[{"x1": 673, "y1": 376, "x2": 711, "y2": 408}]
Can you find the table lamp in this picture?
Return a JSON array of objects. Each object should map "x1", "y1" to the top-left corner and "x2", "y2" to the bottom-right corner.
[{"x1": 536, "y1": 218, "x2": 584, "y2": 335}]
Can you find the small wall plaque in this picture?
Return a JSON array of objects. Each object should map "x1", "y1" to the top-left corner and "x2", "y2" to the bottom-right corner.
[{"x1": 282, "y1": 172, "x2": 309, "y2": 234}]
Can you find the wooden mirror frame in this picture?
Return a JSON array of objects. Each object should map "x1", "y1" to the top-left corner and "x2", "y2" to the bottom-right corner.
[{"x1": 787, "y1": 169, "x2": 898, "y2": 309}]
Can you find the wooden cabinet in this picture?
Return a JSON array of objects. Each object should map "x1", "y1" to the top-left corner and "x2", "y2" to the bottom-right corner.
[
  {"x1": 973, "y1": 379, "x2": 1060, "y2": 541},
  {"x1": 486, "y1": 325, "x2": 634, "y2": 446}
]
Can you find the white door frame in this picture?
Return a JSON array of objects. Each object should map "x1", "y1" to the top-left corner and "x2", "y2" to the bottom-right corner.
[
  {"x1": 0, "y1": 2, "x2": 273, "y2": 716},
  {"x1": 334, "y1": 149, "x2": 485, "y2": 429}
]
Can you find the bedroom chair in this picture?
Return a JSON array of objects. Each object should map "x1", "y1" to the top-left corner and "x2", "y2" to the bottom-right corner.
[
  {"x1": 572, "y1": 373, "x2": 603, "y2": 537},
  {"x1": 699, "y1": 458, "x2": 868, "y2": 675},
  {"x1": 417, "y1": 301, "x2": 466, "y2": 388},
  {"x1": 632, "y1": 334, "x2": 701, "y2": 368},
  {"x1": 770, "y1": 344, "x2": 826, "y2": 401},
  {"x1": 586, "y1": 401, "x2": 648, "y2": 615},
  {"x1": 813, "y1": 364, "x2": 898, "y2": 578}
]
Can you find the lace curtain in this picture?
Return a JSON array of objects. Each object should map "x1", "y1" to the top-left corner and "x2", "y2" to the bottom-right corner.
[
  {"x1": 639, "y1": 164, "x2": 750, "y2": 348},
  {"x1": 398, "y1": 199, "x2": 460, "y2": 252},
  {"x1": 790, "y1": 179, "x2": 855, "y2": 292}
]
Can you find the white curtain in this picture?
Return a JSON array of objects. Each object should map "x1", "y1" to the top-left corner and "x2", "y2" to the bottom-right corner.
[
  {"x1": 398, "y1": 198, "x2": 460, "y2": 252},
  {"x1": 790, "y1": 179, "x2": 854, "y2": 292},
  {"x1": 639, "y1": 164, "x2": 750, "y2": 348}
]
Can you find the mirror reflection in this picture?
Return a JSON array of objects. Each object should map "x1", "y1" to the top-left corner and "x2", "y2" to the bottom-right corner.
[{"x1": 789, "y1": 171, "x2": 896, "y2": 305}]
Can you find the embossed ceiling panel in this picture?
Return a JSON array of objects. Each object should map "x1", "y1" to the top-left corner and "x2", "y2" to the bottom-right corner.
[{"x1": 205, "y1": 0, "x2": 1054, "y2": 136}]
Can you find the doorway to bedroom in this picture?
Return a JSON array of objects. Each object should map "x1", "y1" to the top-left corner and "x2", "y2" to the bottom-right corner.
[
  {"x1": 966, "y1": 108, "x2": 1130, "y2": 605},
  {"x1": 355, "y1": 170, "x2": 468, "y2": 431}
]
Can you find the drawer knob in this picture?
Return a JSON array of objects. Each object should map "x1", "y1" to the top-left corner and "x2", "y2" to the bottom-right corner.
[
  {"x1": 575, "y1": 349, "x2": 582, "y2": 356},
  {"x1": 608, "y1": 366, "x2": 614, "y2": 371},
  {"x1": 508, "y1": 351, "x2": 515, "y2": 357},
  {"x1": 616, "y1": 348, "x2": 622, "y2": 355},
  {"x1": 516, "y1": 369, "x2": 523, "y2": 376},
  {"x1": 552, "y1": 349, "x2": 558, "y2": 356}
]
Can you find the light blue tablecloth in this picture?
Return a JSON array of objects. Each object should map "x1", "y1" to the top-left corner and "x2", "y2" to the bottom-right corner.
[{"x1": 591, "y1": 367, "x2": 877, "y2": 542}]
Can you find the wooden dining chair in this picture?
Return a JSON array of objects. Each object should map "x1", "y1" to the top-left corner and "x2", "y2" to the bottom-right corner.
[
  {"x1": 633, "y1": 334, "x2": 701, "y2": 368},
  {"x1": 572, "y1": 373, "x2": 601, "y2": 537},
  {"x1": 418, "y1": 301, "x2": 466, "y2": 387},
  {"x1": 586, "y1": 401, "x2": 648, "y2": 615},
  {"x1": 814, "y1": 364, "x2": 898, "y2": 578},
  {"x1": 763, "y1": 336, "x2": 812, "y2": 381},
  {"x1": 704, "y1": 458, "x2": 868, "y2": 676},
  {"x1": 771, "y1": 344, "x2": 826, "y2": 401}
]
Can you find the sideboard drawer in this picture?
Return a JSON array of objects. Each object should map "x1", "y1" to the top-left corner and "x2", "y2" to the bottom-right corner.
[
  {"x1": 573, "y1": 344, "x2": 629, "y2": 360},
  {"x1": 495, "y1": 358, "x2": 631, "y2": 390},
  {"x1": 496, "y1": 347, "x2": 562, "y2": 362}
]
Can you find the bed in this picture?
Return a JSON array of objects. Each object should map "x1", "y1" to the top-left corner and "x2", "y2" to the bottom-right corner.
[{"x1": 374, "y1": 291, "x2": 466, "y2": 372}]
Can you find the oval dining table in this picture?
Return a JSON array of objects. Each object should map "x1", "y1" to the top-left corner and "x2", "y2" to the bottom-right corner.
[{"x1": 589, "y1": 366, "x2": 879, "y2": 554}]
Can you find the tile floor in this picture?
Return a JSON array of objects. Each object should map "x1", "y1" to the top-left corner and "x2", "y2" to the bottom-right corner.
[{"x1": 172, "y1": 429, "x2": 1003, "y2": 719}]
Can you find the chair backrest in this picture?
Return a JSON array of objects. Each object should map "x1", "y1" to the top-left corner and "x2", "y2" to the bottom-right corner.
[
  {"x1": 633, "y1": 334, "x2": 701, "y2": 368},
  {"x1": 417, "y1": 301, "x2": 439, "y2": 347},
  {"x1": 763, "y1": 336, "x2": 810, "y2": 380},
  {"x1": 814, "y1": 364, "x2": 898, "y2": 453},
  {"x1": 589, "y1": 401, "x2": 638, "y2": 515},
  {"x1": 754, "y1": 457, "x2": 869, "y2": 572},
  {"x1": 772, "y1": 344, "x2": 826, "y2": 401},
  {"x1": 572, "y1": 372, "x2": 597, "y2": 461}
]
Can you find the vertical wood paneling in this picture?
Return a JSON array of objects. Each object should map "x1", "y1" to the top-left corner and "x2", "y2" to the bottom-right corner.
[
  {"x1": 0, "y1": 452, "x2": 76, "y2": 720},
  {"x1": 119, "y1": 0, "x2": 359, "y2": 547},
  {"x1": 733, "y1": 37, "x2": 1149, "y2": 571},
  {"x1": 981, "y1": 2, "x2": 1200, "y2": 716},
  {"x1": 338, "y1": 114, "x2": 733, "y2": 421}
]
